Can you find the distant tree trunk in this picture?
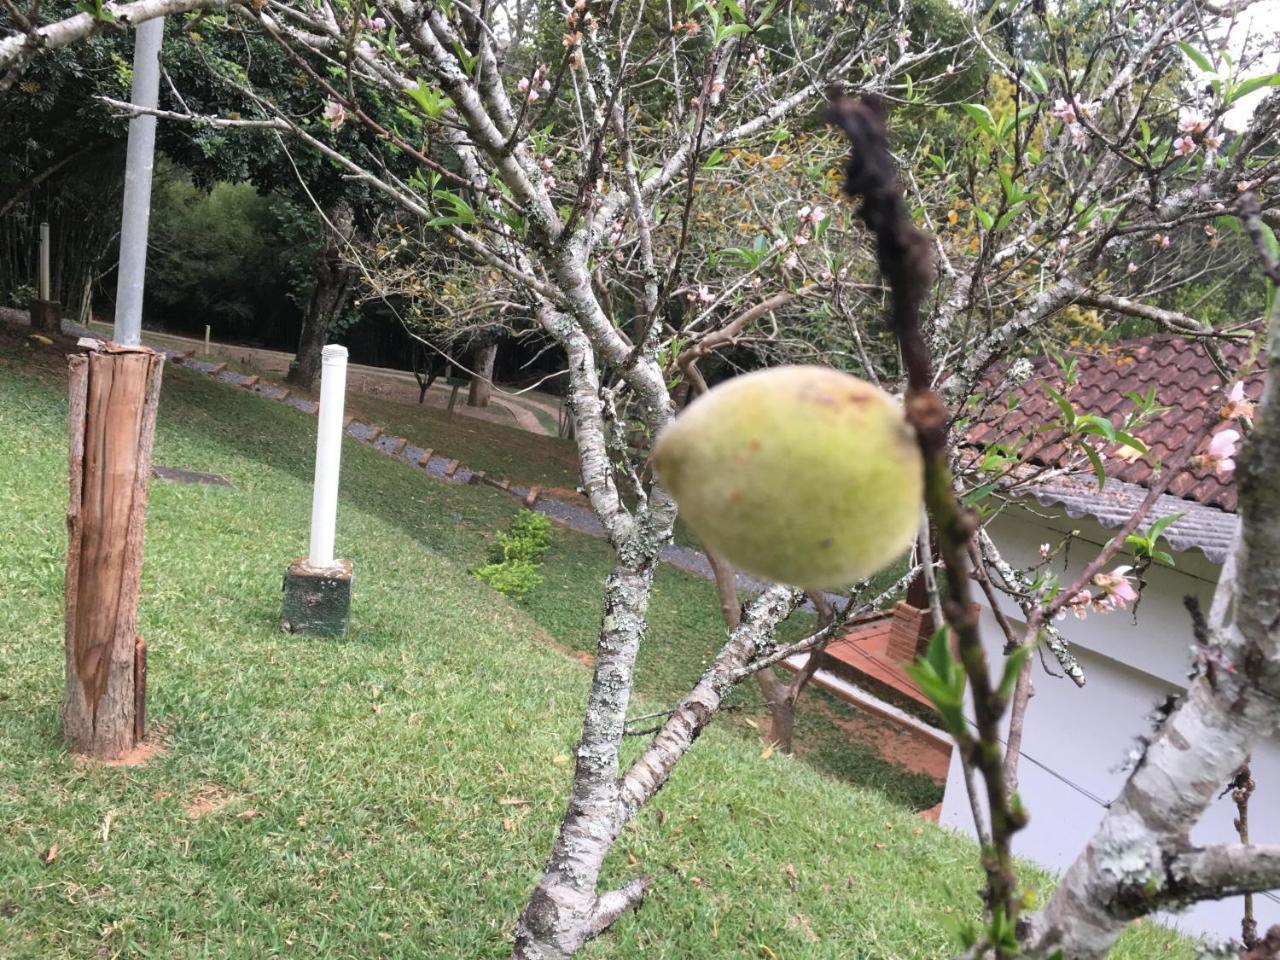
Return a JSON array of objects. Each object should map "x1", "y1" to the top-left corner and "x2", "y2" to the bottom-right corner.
[
  {"x1": 412, "y1": 341, "x2": 440, "y2": 403},
  {"x1": 468, "y1": 341, "x2": 498, "y2": 407},
  {"x1": 286, "y1": 202, "x2": 356, "y2": 390},
  {"x1": 63, "y1": 345, "x2": 164, "y2": 759},
  {"x1": 705, "y1": 544, "x2": 834, "y2": 755}
]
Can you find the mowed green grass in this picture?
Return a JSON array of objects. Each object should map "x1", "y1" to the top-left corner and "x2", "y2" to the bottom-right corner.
[{"x1": 0, "y1": 340, "x2": 1193, "y2": 958}]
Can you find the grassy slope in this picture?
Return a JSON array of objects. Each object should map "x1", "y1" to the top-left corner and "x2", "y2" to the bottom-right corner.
[
  {"x1": 197, "y1": 342, "x2": 943, "y2": 809},
  {"x1": 0, "y1": 344, "x2": 1191, "y2": 958}
]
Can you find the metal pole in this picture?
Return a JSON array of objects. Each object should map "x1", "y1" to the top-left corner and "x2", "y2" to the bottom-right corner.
[
  {"x1": 308, "y1": 345, "x2": 348, "y2": 570},
  {"x1": 204, "y1": 324, "x2": 210, "y2": 356},
  {"x1": 38, "y1": 221, "x2": 50, "y2": 301},
  {"x1": 113, "y1": 18, "x2": 165, "y2": 346}
]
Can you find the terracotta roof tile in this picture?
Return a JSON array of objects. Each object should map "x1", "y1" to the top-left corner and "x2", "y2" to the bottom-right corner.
[{"x1": 968, "y1": 335, "x2": 1262, "y2": 513}]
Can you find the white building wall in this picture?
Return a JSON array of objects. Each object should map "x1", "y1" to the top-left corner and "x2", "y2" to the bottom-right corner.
[{"x1": 940, "y1": 504, "x2": 1280, "y2": 941}]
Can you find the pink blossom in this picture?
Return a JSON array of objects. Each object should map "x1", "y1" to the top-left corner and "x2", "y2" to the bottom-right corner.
[
  {"x1": 1173, "y1": 136, "x2": 1197, "y2": 157},
  {"x1": 1058, "y1": 237, "x2": 1070, "y2": 253},
  {"x1": 368, "y1": 15, "x2": 386, "y2": 30},
  {"x1": 782, "y1": 252, "x2": 799, "y2": 270},
  {"x1": 945, "y1": 64, "x2": 956, "y2": 76},
  {"x1": 541, "y1": 157, "x2": 554, "y2": 172},
  {"x1": 711, "y1": 80, "x2": 725, "y2": 95},
  {"x1": 873, "y1": 54, "x2": 888, "y2": 66},
  {"x1": 1059, "y1": 591, "x2": 1094, "y2": 621},
  {"x1": 896, "y1": 28, "x2": 911, "y2": 49},
  {"x1": 541, "y1": 175, "x2": 556, "y2": 190},
  {"x1": 517, "y1": 77, "x2": 530, "y2": 93},
  {"x1": 1126, "y1": 261, "x2": 1138, "y2": 274},
  {"x1": 1093, "y1": 566, "x2": 1138, "y2": 608},
  {"x1": 323, "y1": 100, "x2": 346, "y2": 130},
  {"x1": 355, "y1": 39, "x2": 375, "y2": 58},
  {"x1": 1204, "y1": 132, "x2": 1222, "y2": 152},
  {"x1": 1199, "y1": 428, "x2": 1241, "y2": 477},
  {"x1": 1204, "y1": 225, "x2": 1217, "y2": 238},
  {"x1": 1152, "y1": 233, "x2": 1171, "y2": 249},
  {"x1": 1069, "y1": 123, "x2": 1088, "y2": 148},
  {"x1": 1051, "y1": 98, "x2": 1077, "y2": 124},
  {"x1": 1221, "y1": 382, "x2": 1255, "y2": 421},
  {"x1": 1237, "y1": 180, "x2": 1255, "y2": 193},
  {"x1": 1039, "y1": 543, "x2": 1052, "y2": 559},
  {"x1": 1178, "y1": 116, "x2": 1209, "y2": 135}
]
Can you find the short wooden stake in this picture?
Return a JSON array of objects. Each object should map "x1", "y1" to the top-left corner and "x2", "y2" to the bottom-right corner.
[{"x1": 64, "y1": 345, "x2": 164, "y2": 759}]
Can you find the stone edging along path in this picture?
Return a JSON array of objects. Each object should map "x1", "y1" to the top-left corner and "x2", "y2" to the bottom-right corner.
[{"x1": 166, "y1": 350, "x2": 791, "y2": 600}]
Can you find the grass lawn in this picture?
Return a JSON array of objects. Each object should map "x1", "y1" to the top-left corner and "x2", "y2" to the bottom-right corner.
[{"x1": 0, "y1": 332, "x2": 1194, "y2": 958}]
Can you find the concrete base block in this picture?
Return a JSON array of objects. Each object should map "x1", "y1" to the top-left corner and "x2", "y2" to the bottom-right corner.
[{"x1": 282, "y1": 558, "x2": 353, "y2": 637}]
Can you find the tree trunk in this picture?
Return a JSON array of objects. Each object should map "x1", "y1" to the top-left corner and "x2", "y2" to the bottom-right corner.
[
  {"x1": 63, "y1": 345, "x2": 164, "y2": 759},
  {"x1": 468, "y1": 341, "x2": 497, "y2": 407},
  {"x1": 286, "y1": 202, "x2": 356, "y2": 390}
]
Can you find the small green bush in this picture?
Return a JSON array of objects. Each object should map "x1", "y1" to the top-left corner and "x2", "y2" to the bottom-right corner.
[{"x1": 475, "y1": 510, "x2": 553, "y2": 598}]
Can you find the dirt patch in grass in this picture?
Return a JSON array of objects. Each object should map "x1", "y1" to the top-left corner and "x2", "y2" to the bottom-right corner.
[
  {"x1": 184, "y1": 785, "x2": 237, "y2": 819},
  {"x1": 829, "y1": 711, "x2": 950, "y2": 782}
]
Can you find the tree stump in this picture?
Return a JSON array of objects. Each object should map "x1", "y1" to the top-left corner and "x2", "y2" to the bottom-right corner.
[
  {"x1": 63, "y1": 344, "x2": 164, "y2": 759},
  {"x1": 31, "y1": 300, "x2": 63, "y2": 334}
]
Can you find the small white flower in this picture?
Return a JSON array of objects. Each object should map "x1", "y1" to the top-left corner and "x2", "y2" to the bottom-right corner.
[{"x1": 1126, "y1": 261, "x2": 1138, "y2": 274}]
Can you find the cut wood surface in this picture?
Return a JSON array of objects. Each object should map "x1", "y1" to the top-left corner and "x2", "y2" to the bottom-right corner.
[{"x1": 63, "y1": 345, "x2": 164, "y2": 759}]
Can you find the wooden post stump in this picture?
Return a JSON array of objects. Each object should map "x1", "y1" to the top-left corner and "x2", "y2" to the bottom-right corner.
[
  {"x1": 31, "y1": 300, "x2": 63, "y2": 334},
  {"x1": 64, "y1": 344, "x2": 164, "y2": 759}
]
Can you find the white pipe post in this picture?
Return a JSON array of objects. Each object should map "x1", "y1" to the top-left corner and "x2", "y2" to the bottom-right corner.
[
  {"x1": 204, "y1": 324, "x2": 210, "y2": 355},
  {"x1": 308, "y1": 345, "x2": 348, "y2": 570},
  {"x1": 38, "y1": 221, "x2": 50, "y2": 301},
  {"x1": 113, "y1": 17, "x2": 165, "y2": 346}
]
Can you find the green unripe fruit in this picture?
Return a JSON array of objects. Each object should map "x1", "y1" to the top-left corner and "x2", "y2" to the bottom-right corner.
[{"x1": 654, "y1": 365, "x2": 923, "y2": 590}]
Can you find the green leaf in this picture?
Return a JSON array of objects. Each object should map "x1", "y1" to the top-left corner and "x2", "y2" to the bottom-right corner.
[
  {"x1": 752, "y1": 0, "x2": 778, "y2": 28},
  {"x1": 1084, "y1": 444, "x2": 1107, "y2": 489},
  {"x1": 994, "y1": 207, "x2": 1023, "y2": 232},
  {"x1": 959, "y1": 103, "x2": 995, "y2": 135},
  {"x1": 1147, "y1": 512, "x2": 1185, "y2": 540},
  {"x1": 974, "y1": 207, "x2": 994, "y2": 230},
  {"x1": 1026, "y1": 62, "x2": 1049, "y2": 95},
  {"x1": 1177, "y1": 41, "x2": 1214, "y2": 74},
  {"x1": 1227, "y1": 72, "x2": 1280, "y2": 104},
  {"x1": 77, "y1": 0, "x2": 115, "y2": 21},
  {"x1": 1113, "y1": 431, "x2": 1148, "y2": 456},
  {"x1": 998, "y1": 644, "x2": 1032, "y2": 699},
  {"x1": 1041, "y1": 383, "x2": 1076, "y2": 426},
  {"x1": 1152, "y1": 550, "x2": 1176, "y2": 566},
  {"x1": 1076, "y1": 414, "x2": 1116, "y2": 442},
  {"x1": 716, "y1": 22, "x2": 751, "y2": 41},
  {"x1": 963, "y1": 481, "x2": 999, "y2": 506}
]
